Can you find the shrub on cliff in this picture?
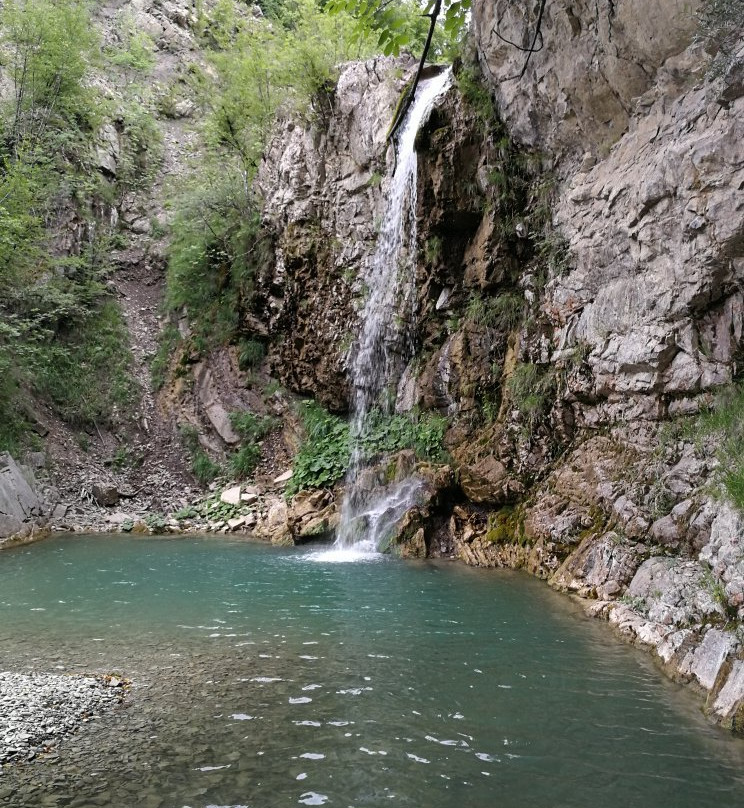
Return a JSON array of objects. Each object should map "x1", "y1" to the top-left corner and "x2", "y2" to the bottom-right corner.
[
  {"x1": 287, "y1": 401, "x2": 447, "y2": 495},
  {"x1": 0, "y1": 0, "x2": 141, "y2": 446},
  {"x1": 697, "y1": 0, "x2": 744, "y2": 67}
]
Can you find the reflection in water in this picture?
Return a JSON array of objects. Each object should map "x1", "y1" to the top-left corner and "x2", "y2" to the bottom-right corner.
[{"x1": 0, "y1": 535, "x2": 743, "y2": 808}]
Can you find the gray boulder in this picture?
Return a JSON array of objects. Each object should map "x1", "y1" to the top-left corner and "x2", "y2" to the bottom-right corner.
[{"x1": 0, "y1": 453, "x2": 48, "y2": 542}]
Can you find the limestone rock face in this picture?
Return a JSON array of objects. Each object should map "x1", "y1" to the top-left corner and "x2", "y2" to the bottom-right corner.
[
  {"x1": 0, "y1": 454, "x2": 50, "y2": 543},
  {"x1": 257, "y1": 56, "x2": 417, "y2": 411},
  {"x1": 552, "y1": 532, "x2": 643, "y2": 599},
  {"x1": 627, "y1": 556, "x2": 725, "y2": 626},
  {"x1": 475, "y1": 0, "x2": 743, "y2": 425},
  {"x1": 474, "y1": 0, "x2": 702, "y2": 164},
  {"x1": 552, "y1": 74, "x2": 744, "y2": 422},
  {"x1": 700, "y1": 504, "x2": 744, "y2": 618}
]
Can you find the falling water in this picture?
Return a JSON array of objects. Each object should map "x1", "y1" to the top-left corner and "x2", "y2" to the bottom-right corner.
[{"x1": 333, "y1": 69, "x2": 453, "y2": 554}]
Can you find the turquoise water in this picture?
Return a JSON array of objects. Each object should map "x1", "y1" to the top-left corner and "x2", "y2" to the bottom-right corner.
[{"x1": 1, "y1": 534, "x2": 743, "y2": 807}]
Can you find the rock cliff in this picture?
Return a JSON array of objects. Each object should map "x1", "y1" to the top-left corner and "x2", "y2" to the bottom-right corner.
[
  {"x1": 1, "y1": 0, "x2": 741, "y2": 733},
  {"x1": 253, "y1": 2, "x2": 744, "y2": 730},
  {"x1": 0, "y1": 453, "x2": 57, "y2": 547}
]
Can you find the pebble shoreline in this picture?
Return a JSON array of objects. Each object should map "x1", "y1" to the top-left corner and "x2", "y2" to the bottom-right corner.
[{"x1": 0, "y1": 671, "x2": 127, "y2": 769}]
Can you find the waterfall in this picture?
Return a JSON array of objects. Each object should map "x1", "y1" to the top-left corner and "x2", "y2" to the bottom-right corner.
[{"x1": 334, "y1": 68, "x2": 453, "y2": 555}]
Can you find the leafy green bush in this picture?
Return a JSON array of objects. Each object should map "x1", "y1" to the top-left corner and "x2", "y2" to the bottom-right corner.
[
  {"x1": 326, "y1": 0, "x2": 462, "y2": 59},
  {"x1": 356, "y1": 409, "x2": 448, "y2": 463},
  {"x1": 115, "y1": 98, "x2": 164, "y2": 205},
  {"x1": 32, "y1": 300, "x2": 137, "y2": 428},
  {"x1": 287, "y1": 402, "x2": 351, "y2": 494},
  {"x1": 0, "y1": 339, "x2": 28, "y2": 452},
  {"x1": 105, "y1": 12, "x2": 156, "y2": 74},
  {"x1": 1, "y1": 0, "x2": 100, "y2": 150},
  {"x1": 162, "y1": 0, "x2": 374, "y2": 356},
  {"x1": 287, "y1": 401, "x2": 448, "y2": 495},
  {"x1": 164, "y1": 164, "x2": 262, "y2": 347},
  {"x1": 0, "y1": 0, "x2": 150, "y2": 446}
]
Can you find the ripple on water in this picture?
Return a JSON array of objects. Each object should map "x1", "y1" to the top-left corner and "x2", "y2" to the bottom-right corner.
[
  {"x1": 298, "y1": 793, "x2": 329, "y2": 805},
  {"x1": 2, "y1": 535, "x2": 744, "y2": 808},
  {"x1": 203, "y1": 804, "x2": 249, "y2": 808}
]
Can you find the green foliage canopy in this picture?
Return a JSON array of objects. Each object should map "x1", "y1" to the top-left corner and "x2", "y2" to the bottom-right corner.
[
  {"x1": 326, "y1": 0, "x2": 469, "y2": 58},
  {"x1": 163, "y1": 0, "x2": 371, "y2": 354}
]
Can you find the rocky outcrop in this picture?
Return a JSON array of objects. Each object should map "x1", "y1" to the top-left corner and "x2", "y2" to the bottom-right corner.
[
  {"x1": 257, "y1": 57, "x2": 418, "y2": 411},
  {"x1": 465, "y1": 0, "x2": 743, "y2": 728},
  {"x1": 0, "y1": 454, "x2": 55, "y2": 546},
  {"x1": 475, "y1": 0, "x2": 744, "y2": 427},
  {"x1": 249, "y1": 1, "x2": 744, "y2": 730},
  {"x1": 474, "y1": 0, "x2": 703, "y2": 166}
]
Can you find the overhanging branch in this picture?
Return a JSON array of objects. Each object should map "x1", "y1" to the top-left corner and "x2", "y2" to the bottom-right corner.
[{"x1": 386, "y1": 0, "x2": 442, "y2": 144}]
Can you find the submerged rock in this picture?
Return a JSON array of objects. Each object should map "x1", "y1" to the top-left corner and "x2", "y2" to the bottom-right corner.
[{"x1": 0, "y1": 671, "x2": 128, "y2": 765}]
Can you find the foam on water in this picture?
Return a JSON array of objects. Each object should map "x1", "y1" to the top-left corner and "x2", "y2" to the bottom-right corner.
[{"x1": 305, "y1": 544, "x2": 382, "y2": 564}]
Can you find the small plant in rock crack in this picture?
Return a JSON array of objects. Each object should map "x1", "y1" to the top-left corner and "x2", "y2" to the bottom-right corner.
[
  {"x1": 702, "y1": 568, "x2": 736, "y2": 619},
  {"x1": 238, "y1": 339, "x2": 265, "y2": 370},
  {"x1": 424, "y1": 235, "x2": 442, "y2": 265},
  {"x1": 229, "y1": 444, "x2": 262, "y2": 478},
  {"x1": 619, "y1": 594, "x2": 649, "y2": 614},
  {"x1": 192, "y1": 451, "x2": 222, "y2": 486},
  {"x1": 693, "y1": 382, "x2": 744, "y2": 511},
  {"x1": 466, "y1": 292, "x2": 524, "y2": 332},
  {"x1": 506, "y1": 362, "x2": 556, "y2": 429},
  {"x1": 180, "y1": 425, "x2": 222, "y2": 485},
  {"x1": 229, "y1": 411, "x2": 277, "y2": 441}
]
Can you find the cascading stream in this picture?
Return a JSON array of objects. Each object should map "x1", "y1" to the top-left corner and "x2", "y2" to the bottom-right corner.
[{"x1": 334, "y1": 69, "x2": 452, "y2": 553}]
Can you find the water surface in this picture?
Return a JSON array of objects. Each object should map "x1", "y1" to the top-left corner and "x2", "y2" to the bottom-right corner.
[{"x1": 1, "y1": 534, "x2": 742, "y2": 807}]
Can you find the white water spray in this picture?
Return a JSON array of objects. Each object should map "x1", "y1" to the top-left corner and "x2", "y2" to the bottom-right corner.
[{"x1": 331, "y1": 69, "x2": 453, "y2": 556}]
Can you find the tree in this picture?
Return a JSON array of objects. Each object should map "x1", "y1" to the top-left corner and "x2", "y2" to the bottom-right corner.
[
  {"x1": 327, "y1": 0, "x2": 550, "y2": 141},
  {"x1": 326, "y1": 0, "x2": 468, "y2": 58},
  {"x1": 0, "y1": 0, "x2": 98, "y2": 154}
]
